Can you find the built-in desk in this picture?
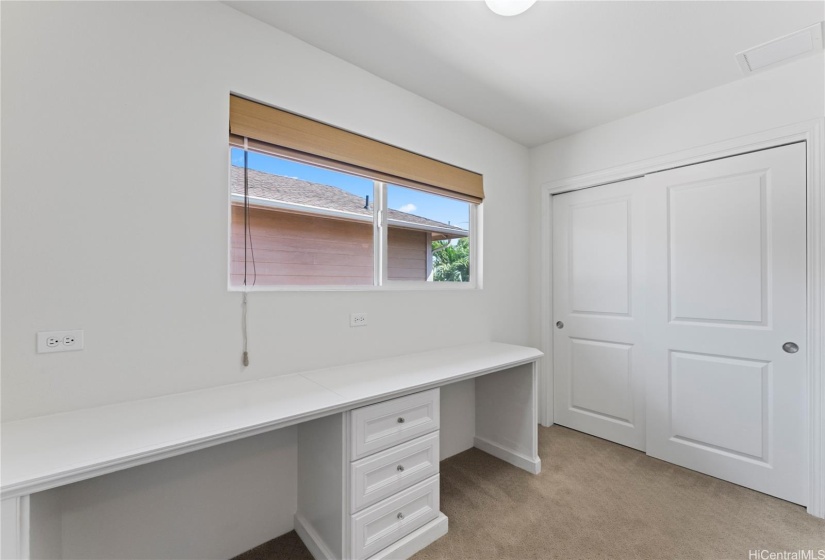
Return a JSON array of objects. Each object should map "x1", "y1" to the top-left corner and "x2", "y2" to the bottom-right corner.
[{"x1": 1, "y1": 342, "x2": 542, "y2": 560}]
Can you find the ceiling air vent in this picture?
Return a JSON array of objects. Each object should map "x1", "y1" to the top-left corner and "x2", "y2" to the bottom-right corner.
[{"x1": 736, "y1": 22, "x2": 824, "y2": 75}]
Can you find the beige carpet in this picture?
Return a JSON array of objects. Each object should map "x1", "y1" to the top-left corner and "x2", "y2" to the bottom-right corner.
[{"x1": 233, "y1": 426, "x2": 825, "y2": 560}]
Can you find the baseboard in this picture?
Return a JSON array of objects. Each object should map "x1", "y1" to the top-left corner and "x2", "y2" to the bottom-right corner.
[
  {"x1": 294, "y1": 512, "x2": 336, "y2": 560},
  {"x1": 473, "y1": 436, "x2": 542, "y2": 474},
  {"x1": 369, "y1": 513, "x2": 448, "y2": 560}
]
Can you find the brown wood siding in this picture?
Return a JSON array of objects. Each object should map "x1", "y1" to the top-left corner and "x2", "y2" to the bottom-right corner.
[
  {"x1": 230, "y1": 206, "x2": 431, "y2": 286},
  {"x1": 231, "y1": 206, "x2": 373, "y2": 286},
  {"x1": 387, "y1": 228, "x2": 428, "y2": 281}
]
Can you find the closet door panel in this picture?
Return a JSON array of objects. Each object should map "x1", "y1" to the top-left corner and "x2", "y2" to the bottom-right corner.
[
  {"x1": 644, "y1": 142, "x2": 807, "y2": 505},
  {"x1": 552, "y1": 178, "x2": 648, "y2": 451}
]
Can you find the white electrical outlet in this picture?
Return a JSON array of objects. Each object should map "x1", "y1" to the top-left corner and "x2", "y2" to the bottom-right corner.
[
  {"x1": 37, "y1": 330, "x2": 84, "y2": 353},
  {"x1": 350, "y1": 313, "x2": 368, "y2": 327}
]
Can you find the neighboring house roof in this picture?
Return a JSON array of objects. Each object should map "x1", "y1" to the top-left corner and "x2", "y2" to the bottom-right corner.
[{"x1": 230, "y1": 166, "x2": 468, "y2": 237}]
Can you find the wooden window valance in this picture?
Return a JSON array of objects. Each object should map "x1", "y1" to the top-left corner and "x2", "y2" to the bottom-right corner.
[{"x1": 229, "y1": 94, "x2": 484, "y2": 203}]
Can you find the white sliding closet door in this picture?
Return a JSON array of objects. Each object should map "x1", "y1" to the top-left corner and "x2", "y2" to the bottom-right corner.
[
  {"x1": 552, "y1": 178, "x2": 648, "y2": 451},
  {"x1": 551, "y1": 142, "x2": 808, "y2": 504},
  {"x1": 644, "y1": 142, "x2": 807, "y2": 505}
]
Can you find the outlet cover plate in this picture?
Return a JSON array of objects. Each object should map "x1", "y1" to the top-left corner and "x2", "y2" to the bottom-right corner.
[
  {"x1": 350, "y1": 313, "x2": 368, "y2": 327},
  {"x1": 37, "y1": 330, "x2": 84, "y2": 353}
]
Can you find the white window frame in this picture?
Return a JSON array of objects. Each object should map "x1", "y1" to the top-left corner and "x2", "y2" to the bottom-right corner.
[
  {"x1": 377, "y1": 182, "x2": 480, "y2": 290},
  {"x1": 227, "y1": 149, "x2": 482, "y2": 292}
]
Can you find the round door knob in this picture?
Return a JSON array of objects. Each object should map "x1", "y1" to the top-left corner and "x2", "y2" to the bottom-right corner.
[
  {"x1": 397, "y1": 512, "x2": 404, "y2": 520},
  {"x1": 783, "y1": 342, "x2": 799, "y2": 354},
  {"x1": 397, "y1": 417, "x2": 405, "y2": 424},
  {"x1": 556, "y1": 321, "x2": 564, "y2": 329},
  {"x1": 397, "y1": 465, "x2": 405, "y2": 472}
]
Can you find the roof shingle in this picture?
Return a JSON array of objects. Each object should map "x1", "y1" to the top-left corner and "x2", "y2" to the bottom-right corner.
[{"x1": 230, "y1": 166, "x2": 467, "y2": 234}]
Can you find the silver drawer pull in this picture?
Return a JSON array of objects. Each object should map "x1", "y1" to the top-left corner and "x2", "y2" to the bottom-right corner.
[
  {"x1": 397, "y1": 512, "x2": 404, "y2": 520},
  {"x1": 397, "y1": 465, "x2": 405, "y2": 472},
  {"x1": 397, "y1": 417, "x2": 405, "y2": 424}
]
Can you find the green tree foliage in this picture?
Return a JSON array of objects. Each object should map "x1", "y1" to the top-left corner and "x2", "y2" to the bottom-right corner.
[{"x1": 432, "y1": 237, "x2": 470, "y2": 282}]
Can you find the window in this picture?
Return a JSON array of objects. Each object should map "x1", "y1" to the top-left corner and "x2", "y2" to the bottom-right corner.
[
  {"x1": 230, "y1": 149, "x2": 376, "y2": 286},
  {"x1": 386, "y1": 184, "x2": 471, "y2": 283},
  {"x1": 228, "y1": 94, "x2": 482, "y2": 289}
]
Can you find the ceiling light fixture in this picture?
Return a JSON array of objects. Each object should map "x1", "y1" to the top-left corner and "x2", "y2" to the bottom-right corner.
[{"x1": 485, "y1": 0, "x2": 537, "y2": 17}]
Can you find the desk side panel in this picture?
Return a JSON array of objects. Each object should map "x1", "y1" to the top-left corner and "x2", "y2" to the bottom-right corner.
[
  {"x1": 1, "y1": 496, "x2": 29, "y2": 560},
  {"x1": 296, "y1": 414, "x2": 346, "y2": 558},
  {"x1": 475, "y1": 363, "x2": 540, "y2": 473}
]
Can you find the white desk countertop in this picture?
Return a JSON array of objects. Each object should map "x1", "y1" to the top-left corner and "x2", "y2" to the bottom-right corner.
[{"x1": 1, "y1": 342, "x2": 542, "y2": 500}]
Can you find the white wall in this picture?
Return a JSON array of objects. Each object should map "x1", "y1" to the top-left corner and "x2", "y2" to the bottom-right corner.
[
  {"x1": 56, "y1": 429, "x2": 297, "y2": 560},
  {"x1": 527, "y1": 53, "x2": 825, "y2": 417},
  {"x1": 0, "y1": 1, "x2": 530, "y2": 422},
  {"x1": 1, "y1": 2, "x2": 530, "y2": 558}
]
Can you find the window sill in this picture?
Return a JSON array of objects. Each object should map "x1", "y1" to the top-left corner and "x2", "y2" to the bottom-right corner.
[{"x1": 227, "y1": 282, "x2": 480, "y2": 293}]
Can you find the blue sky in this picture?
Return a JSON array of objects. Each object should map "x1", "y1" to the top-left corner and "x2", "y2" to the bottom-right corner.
[{"x1": 231, "y1": 148, "x2": 469, "y2": 230}]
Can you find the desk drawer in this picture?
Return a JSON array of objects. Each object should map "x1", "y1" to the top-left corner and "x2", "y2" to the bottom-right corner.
[
  {"x1": 350, "y1": 475, "x2": 440, "y2": 560},
  {"x1": 351, "y1": 389, "x2": 439, "y2": 460},
  {"x1": 351, "y1": 431, "x2": 439, "y2": 513}
]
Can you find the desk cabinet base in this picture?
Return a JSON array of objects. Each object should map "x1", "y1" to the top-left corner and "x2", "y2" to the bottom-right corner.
[
  {"x1": 367, "y1": 513, "x2": 447, "y2": 560},
  {"x1": 296, "y1": 391, "x2": 447, "y2": 560},
  {"x1": 296, "y1": 512, "x2": 448, "y2": 560}
]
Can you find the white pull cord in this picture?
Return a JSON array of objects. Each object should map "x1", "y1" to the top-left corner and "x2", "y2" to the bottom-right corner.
[
  {"x1": 241, "y1": 137, "x2": 252, "y2": 367},
  {"x1": 242, "y1": 292, "x2": 249, "y2": 367}
]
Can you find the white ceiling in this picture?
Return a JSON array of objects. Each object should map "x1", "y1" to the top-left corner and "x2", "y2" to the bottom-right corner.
[{"x1": 225, "y1": 1, "x2": 825, "y2": 147}]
